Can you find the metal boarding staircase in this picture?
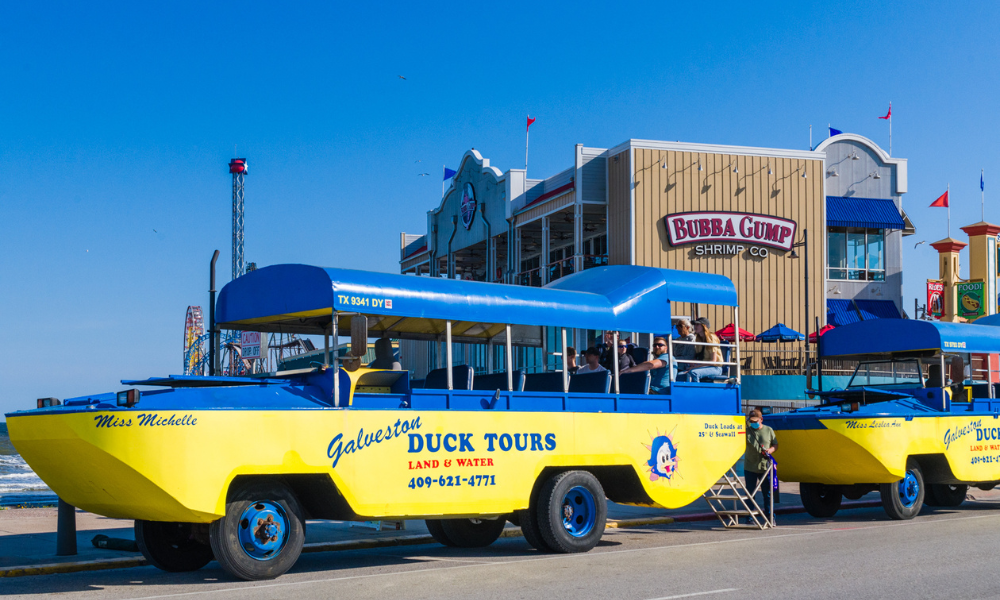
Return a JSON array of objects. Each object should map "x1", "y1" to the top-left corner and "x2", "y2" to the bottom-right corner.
[{"x1": 703, "y1": 464, "x2": 775, "y2": 530}]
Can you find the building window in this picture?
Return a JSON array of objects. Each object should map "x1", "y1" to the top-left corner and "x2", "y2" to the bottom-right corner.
[
  {"x1": 518, "y1": 255, "x2": 541, "y2": 287},
  {"x1": 827, "y1": 227, "x2": 885, "y2": 281},
  {"x1": 548, "y1": 246, "x2": 575, "y2": 282},
  {"x1": 583, "y1": 235, "x2": 608, "y2": 269}
]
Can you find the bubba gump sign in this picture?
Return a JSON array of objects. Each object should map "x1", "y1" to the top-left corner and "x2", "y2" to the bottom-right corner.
[{"x1": 664, "y1": 211, "x2": 798, "y2": 252}]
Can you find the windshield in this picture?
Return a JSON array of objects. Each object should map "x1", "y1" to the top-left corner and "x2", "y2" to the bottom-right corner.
[{"x1": 847, "y1": 360, "x2": 924, "y2": 389}]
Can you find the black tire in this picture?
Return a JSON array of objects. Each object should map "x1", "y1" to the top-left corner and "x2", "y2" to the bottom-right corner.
[
  {"x1": 799, "y1": 482, "x2": 843, "y2": 518},
  {"x1": 927, "y1": 483, "x2": 968, "y2": 508},
  {"x1": 517, "y1": 508, "x2": 552, "y2": 552},
  {"x1": 134, "y1": 520, "x2": 213, "y2": 572},
  {"x1": 209, "y1": 479, "x2": 306, "y2": 581},
  {"x1": 440, "y1": 517, "x2": 506, "y2": 548},
  {"x1": 424, "y1": 520, "x2": 456, "y2": 547},
  {"x1": 536, "y1": 471, "x2": 607, "y2": 553},
  {"x1": 880, "y1": 460, "x2": 925, "y2": 520}
]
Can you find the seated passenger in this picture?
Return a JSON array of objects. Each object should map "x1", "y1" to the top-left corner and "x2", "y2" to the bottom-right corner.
[
  {"x1": 672, "y1": 319, "x2": 696, "y2": 371},
  {"x1": 614, "y1": 338, "x2": 637, "y2": 372},
  {"x1": 565, "y1": 346, "x2": 579, "y2": 374},
  {"x1": 369, "y1": 338, "x2": 401, "y2": 370},
  {"x1": 623, "y1": 336, "x2": 671, "y2": 394},
  {"x1": 576, "y1": 347, "x2": 608, "y2": 374},
  {"x1": 598, "y1": 332, "x2": 615, "y2": 370},
  {"x1": 679, "y1": 318, "x2": 723, "y2": 382}
]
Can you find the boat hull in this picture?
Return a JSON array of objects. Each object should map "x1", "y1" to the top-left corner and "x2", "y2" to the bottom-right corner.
[
  {"x1": 9, "y1": 408, "x2": 744, "y2": 523},
  {"x1": 771, "y1": 413, "x2": 1000, "y2": 485}
]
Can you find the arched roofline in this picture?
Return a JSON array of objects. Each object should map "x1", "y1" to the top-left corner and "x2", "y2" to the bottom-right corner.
[
  {"x1": 432, "y1": 149, "x2": 506, "y2": 215},
  {"x1": 814, "y1": 133, "x2": 907, "y2": 194}
]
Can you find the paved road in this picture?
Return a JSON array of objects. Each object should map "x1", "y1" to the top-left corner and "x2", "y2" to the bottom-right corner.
[{"x1": 5, "y1": 503, "x2": 1000, "y2": 600}]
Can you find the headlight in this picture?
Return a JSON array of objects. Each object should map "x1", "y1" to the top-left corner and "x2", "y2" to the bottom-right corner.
[{"x1": 36, "y1": 398, "x2": 61, "y2": 408}]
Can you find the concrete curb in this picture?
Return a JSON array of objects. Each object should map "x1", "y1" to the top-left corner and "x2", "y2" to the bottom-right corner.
[
  {"x1": 0, "y1": 500, "x2": 885, "y2": 578},
  {"x1": 0, "y1": 556, "x2": 146, "y2": 578}
]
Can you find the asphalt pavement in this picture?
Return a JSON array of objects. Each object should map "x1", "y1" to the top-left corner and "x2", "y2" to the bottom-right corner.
[{"x1": 3, "y1": 494, "x2": 1000, "y2": 600}]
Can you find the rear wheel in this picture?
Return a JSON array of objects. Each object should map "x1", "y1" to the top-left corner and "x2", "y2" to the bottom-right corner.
[
  {"x1": 440, "y1": 517, "x2": 506, "y2": 548},
  {"x1": 517, "y1": 507, "x2": 552, "y2": 552},
  {"x1": 424, "y1": 520, "x2": 456, "y2": 547},
  {"x1": 134, "y1": 520, "x2": 213, "y2": 572},
  {"x1": 799, "y1": 483, "x2": 843, "y2": 518},
  {"x1": 209, "y1": 479, "x2": 305, "y2": 580},
  {"x1": 536, "y1": 471, "x2": 607, "y2": 553},
  {"x1": 926, "y1": 483, "x2": 968, "y2": 508},
  {"x1": 880, "y1": 460, "x2": 925, "y2": 520}
]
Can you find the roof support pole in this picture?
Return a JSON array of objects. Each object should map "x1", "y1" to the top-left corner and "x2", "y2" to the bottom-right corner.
[
  {"x1": 541, "y1": 215, "x2": 550, "y2": 285},
  {"x1": 561, "y1": 327, "x2": 569, "y2": 393},
  {"x1": 486, "y1": 336, "x2": 494, "y2": 375},
  {"x1": 612, "y1": 331, "x2": 620, "y2": 395},
  {"x1": 734, "y1": 307, "x2": 742, "y2": 385},
  {"x1": 332, "y1": 315, "x2": 340, "y2": 407},
  {"x1": 941, "y1": 354, "x2": 947, "y2": 411},
  {"x1": 324, "y1": 326, "x2": 330, "y2": 367},
  {"x1": 667, "y1": 330, "x2": 674, "y2": 383},
  {"x1": 506, "y1": 325, "x2": 514, "y2": 392},
  {"x1": 446, "y1": 320, "x2": 453, "y2": 391}
]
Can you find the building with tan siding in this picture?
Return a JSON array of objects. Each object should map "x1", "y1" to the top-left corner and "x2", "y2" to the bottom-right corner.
[{"x1": 399, "y1": 135, "x2": 909, "y2": 379}]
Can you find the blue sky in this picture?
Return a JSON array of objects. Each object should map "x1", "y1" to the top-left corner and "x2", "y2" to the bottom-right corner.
[{"x1": 1, "y1": 1, "x2": 998, "y2": 417}]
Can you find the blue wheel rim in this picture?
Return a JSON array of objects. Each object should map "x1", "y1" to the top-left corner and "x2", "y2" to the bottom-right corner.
[
  {"x1": 898, "y1": 471, "x2": 919, "y2": 508},
  {"x1": 237, "y1": 500, "x2": 289, "y2": 561},
  {"x1": 561, "y1": 486, "x2": 597, "y2": 538}
]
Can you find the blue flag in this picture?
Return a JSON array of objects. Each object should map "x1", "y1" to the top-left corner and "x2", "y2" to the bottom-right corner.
[
  {"x1": 981, "y1": 170, "x2": 985, "y2": 192},
  {"x1": 829, "y1": 127, "x2": 843, "y2": 137},
  {"x1": 443, "y1": 167, "x2": 457, "y2": 181}
]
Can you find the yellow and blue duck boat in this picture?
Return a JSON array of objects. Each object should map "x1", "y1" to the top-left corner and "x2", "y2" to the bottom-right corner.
[
  {"x1": 769, "y1": 319, "x2": 1000, "y2": 520},
  {"x1": 6, "y1": 265, "x2": 746, "y2": 580}
]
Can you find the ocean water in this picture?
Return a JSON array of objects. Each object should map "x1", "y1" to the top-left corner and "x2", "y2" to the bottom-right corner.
[{"x1": 0, "y1": 422, "x2": 57, "y2": 506}]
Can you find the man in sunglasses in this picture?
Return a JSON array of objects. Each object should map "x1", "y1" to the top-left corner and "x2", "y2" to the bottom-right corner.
[{"x1": 623, "y1": 336, "x2": 672, "y2": 394}]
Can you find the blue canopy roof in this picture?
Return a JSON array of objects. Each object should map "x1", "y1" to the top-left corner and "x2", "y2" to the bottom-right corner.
[
  {"x1": 217, "y1": 264, "x2": 737, "y2": 339},
  {"x1": 972, "y1": 314, "x2": 1000, "y2": 327},
  {"x1": 755, "y1": 323, "x2": 804, "y2": 342},
  {"x1": 820, "y1": 319, "x2": 1000, "y2": 357},
  {"x1": 826, "y1": 196, "x2": 906, "y2": 230}
]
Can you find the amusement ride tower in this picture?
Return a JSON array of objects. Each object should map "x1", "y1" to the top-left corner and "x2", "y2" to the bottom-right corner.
[{"x1": 229, "y1": 157, "x2": 248, "y2": 279}]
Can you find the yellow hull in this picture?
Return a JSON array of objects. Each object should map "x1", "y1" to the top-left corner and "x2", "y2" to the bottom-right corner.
[
  {"x1": 9, "y1": 409, "x2": 744, "y2": 523},
  {"x1": 774, "y1": 415, "x2": 1000, "y2": 485}
]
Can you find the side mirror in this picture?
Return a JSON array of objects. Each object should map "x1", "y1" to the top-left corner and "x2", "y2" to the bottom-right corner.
[{"x1": 350, "y1": 316, "x2": 368, "y2": 358}]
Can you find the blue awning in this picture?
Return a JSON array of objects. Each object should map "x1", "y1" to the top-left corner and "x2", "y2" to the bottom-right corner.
[
  {"x1": 827, "y1": 299, "x2": 901, "y2": 326},
  {"x1": 826, "y1": 196, "x2": 905, "y2": 230}
]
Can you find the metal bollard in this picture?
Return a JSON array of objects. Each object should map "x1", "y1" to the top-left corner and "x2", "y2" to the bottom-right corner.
[{"x1": 56, "y1": 498, "x2": 77, "y2": 556}]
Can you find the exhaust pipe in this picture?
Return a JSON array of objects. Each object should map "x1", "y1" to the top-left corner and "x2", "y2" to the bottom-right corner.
[{"x1": 209, "y1": 250, "x2": 220, "y2": 376}]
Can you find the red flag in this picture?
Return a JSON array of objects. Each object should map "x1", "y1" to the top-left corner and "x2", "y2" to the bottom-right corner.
[
  {"x1": 879, "y1": 103, "x2": 891, "y2": 120},
  {"x1": 930, "y1": 190, "x2": 949, "y2": 208},
  {"x1": 526, "y1": 116, "x2": 536, "y2": 131}
]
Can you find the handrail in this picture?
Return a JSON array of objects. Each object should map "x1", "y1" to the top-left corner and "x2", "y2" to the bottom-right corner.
[
  {"x1": 679, "y1": 359, "x2": 738, "y2": 367},
  {"x1": 673, "y1": 340, "x2": 736, "y2": 348}
]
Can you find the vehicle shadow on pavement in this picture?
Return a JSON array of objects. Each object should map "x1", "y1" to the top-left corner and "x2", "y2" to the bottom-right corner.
[{"x1": 0, "y1": 546, "x2": 450, "y2": 597}]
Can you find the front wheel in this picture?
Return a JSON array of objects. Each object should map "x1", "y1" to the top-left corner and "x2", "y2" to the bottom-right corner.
[
  {"x1": 134, "y1": 521, "x2": 213, "y2": 572},
  {"x1": 799, "y1": 483, "x2": 842, "y2": 518},
  {"x1": 209, "y1": 479, "x2": 306, "y2": 580},
  {"x1": 536, "y1": 471, "x2": 607, "y2": 553},
  {"x1": 440, "y1": 517, "x2": 506, "y2": 548},
  {"x1": 926, "y1": 483, "x2": 968, "y2": 508},
  {"x1": 880, "y1": 460, "x2": 925, "y2": 520}
]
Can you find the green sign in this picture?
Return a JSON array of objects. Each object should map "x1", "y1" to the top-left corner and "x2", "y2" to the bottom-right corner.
[{"x1": 957, "y1": 280, "x2": 986, "y2": 320}]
